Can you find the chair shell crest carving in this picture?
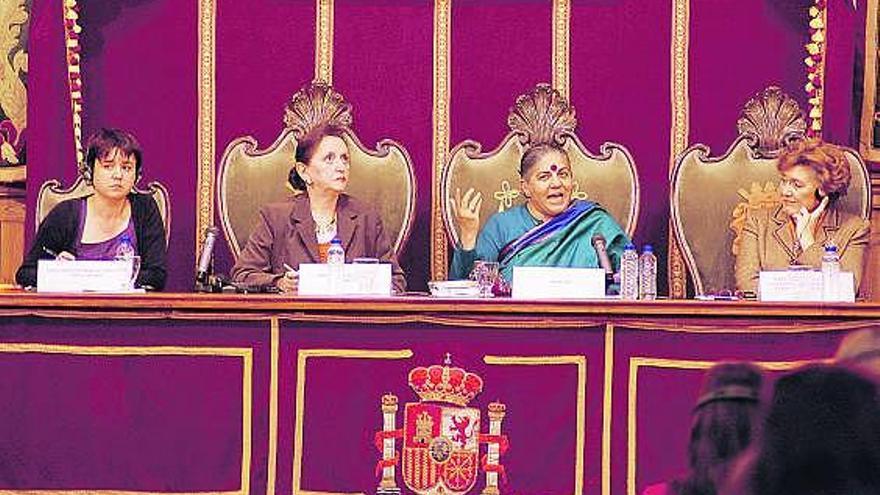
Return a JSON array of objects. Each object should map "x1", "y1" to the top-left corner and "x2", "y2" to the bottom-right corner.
[
  {"x1": 441, "y1": 83, "x2": 640, "y2": 249},
  {"x1": 218, "y1": 82, "x2": 417, "y2": 259},
  {"x1": 36, "y1": 175, "x2": 171, "y2": 246},
  {"x1": 670, "y1": 86, "x2": 872, "y2": 295}
]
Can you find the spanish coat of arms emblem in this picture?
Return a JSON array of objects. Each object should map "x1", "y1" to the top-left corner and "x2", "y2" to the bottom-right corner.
[{"x1": 374, "y1": 356, "x2": 509, "y2": 495}]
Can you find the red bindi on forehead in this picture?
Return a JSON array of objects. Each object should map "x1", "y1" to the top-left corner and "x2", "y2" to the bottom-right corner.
[{"x1": 550, "y1": 164, "x2": 558, "y2": 172}]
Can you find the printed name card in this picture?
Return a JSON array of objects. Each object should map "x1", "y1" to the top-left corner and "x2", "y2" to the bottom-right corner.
[
  {"x1": 298, "y1": 263, "x2": 392, "y2": 296},
  {"x1": 37, "y1": 259, "x2": 134, "y2": 293},
  {"x1": 758, "y1": 270, "x2": 855, "y2": 302},
  {"x1": 511, "y1": 267, "x2": 605, "y2": 300}
]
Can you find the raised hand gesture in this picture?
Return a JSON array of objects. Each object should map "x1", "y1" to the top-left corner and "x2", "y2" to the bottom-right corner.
[{"x1": 451, "y1": 187, "x2": 483, "y2": 250}]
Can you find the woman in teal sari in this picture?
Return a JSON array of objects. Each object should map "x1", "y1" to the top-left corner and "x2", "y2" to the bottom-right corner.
[{"x1": 450, "y1": 143, "x2": 630, "y2": 282}]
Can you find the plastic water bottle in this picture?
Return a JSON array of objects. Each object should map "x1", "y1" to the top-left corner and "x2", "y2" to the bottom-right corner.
[
  {"x1": 115, "y1": 234, "x2": 135, "y2": 260},
  {"x1": 639, "y1": 244, "x2": 657, "y2": 300},
  {"x1": 620, "y1": 243, "x2": 639, "y2": 300},
  {"x1": 327, "y1": 238, "x2": 345, "y2": 265},
  {"x1": 821, "y1": 243, "x2": 840, "y2": 301},
  {"x1": 326, "y1": 238, "x2": 345, "y2": 293}
]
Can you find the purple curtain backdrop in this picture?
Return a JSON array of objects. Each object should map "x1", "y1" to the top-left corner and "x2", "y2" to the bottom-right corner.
[
  {"x1": 26, "y1": 0, "x2": 869, "y2": 292},
  {"x1": 26, "y1": 0, "x2": 77, "y2": 234},
  {"x1": 212, "y1": 0, "x2": 317, "y2": 282},
  {"x1": 0, "y1": 317, "x2": 271, "y2": 493},
  {"x1": 333, "y1": 0, "x2": 434, "y2": 292},
  {"x1": 570, "y1": 0, "x2": 673, "y2": 289}
]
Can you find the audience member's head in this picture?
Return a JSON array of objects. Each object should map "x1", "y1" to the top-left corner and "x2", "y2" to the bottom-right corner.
[
  {"x1": 835, "y1": 327, "x2": 880, "y2": 377},
  {"x1": 667, "y1": 362, "x2": 763, "y2": 495},
  {"x1": 725, "y1": 365, "x2": 880, "y2": 495}
]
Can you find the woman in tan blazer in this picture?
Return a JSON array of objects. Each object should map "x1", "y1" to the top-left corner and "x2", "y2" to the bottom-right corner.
[
  {"x1": 735, "y1": 139, "x2": 870, "y2": 295},
  {"x1": 230, "y1": 125, "x2": 406, "y2": 293}
]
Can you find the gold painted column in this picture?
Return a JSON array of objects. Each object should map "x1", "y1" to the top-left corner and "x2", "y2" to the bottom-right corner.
[
  {"x1": 315, "y1": 0, "x2": 334, "y2": 84},
  {"x1": 431, "y1": 0, "x2": 452, "y2": 280},
  {"x1": 667, "y1": 0, "x2": 690, "y2": 298},
  {"x1": 196, "y1": 0, "x2": 216, "y2": 261},
  {"x1": 552, "y1": 0, "x2": 571, "y2": 99}
]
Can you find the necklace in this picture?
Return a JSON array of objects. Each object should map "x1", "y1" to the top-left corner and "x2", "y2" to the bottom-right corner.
[{"x1": 313, "y1": 214, "x2": 337, "y2": 237}]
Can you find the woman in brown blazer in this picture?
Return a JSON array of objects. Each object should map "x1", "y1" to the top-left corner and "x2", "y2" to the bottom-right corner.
[
  {"x1": 230, "y1": 125, "x2": 406, "y2": 293},
  {"x1": 735, "y1": 139, "x2": 870, "y2": 294}
]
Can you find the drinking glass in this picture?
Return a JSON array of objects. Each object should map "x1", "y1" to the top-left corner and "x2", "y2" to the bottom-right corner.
[{"x1": 470, "y1": 261, "x2": 500, "y2": 298}]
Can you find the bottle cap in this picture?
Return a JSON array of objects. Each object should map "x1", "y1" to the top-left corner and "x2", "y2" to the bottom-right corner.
[
  {"x1": 331, "y1": 238, "x2": 342, "y2": 245},
  {"x1": 120, "y1": 234, "x2": 131, "y2": 243},
  {"x1": 625, "y1": 242, "x2": 636, "y2": 250},
  {"x1": 643, "y1": 244, "x2": 653, "y2": 253},
  {"x1": 824, "y1": 244, "x2": 838, "y2": 252}
]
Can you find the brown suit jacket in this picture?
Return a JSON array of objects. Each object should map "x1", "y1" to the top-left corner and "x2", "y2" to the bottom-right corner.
[
  {"x1": 735, "y1": 204, "x2": 870, "y2": 294},
  {"x1": 230, "y1": 193, "x2": 406, "y2": 292}
]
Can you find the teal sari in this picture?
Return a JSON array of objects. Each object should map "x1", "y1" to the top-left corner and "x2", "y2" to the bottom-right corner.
[{"x1": 496, "y1": 200, "x2": 628, "y2": 281}]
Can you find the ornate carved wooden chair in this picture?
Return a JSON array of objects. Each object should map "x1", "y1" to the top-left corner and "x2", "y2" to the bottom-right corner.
[
  {"x1": 670, "y1": 86, "x2": 872, "y2": 295},
  {"x1": 37, "y1": 175, "x2": 171, "y2": 246},
  {"x1": 218, "y1": 82, "x2": 416, "y2": 259},
  {"x1": 440, "y1": 84, "x2": 640, "y2": 253}
]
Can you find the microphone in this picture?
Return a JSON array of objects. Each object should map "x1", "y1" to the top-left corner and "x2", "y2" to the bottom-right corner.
[
  {"x1": 196, "y1": 226, "x2": 219, "y2": 288},
  {"x1": 591, "y1": 234, "x2": 614, "y2": 275}
]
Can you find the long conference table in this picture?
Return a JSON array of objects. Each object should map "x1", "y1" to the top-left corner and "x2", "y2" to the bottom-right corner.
[{"x1": 0, "y1": 292, "x2": 878, "y2": 495}]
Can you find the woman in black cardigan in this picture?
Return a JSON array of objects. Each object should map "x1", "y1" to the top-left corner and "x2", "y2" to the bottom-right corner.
[{"x1": 16, "y1": 129, "x2": 167, "y2": 290}]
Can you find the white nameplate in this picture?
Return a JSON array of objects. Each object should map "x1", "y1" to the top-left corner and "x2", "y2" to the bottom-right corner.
[
  {"x1": 298, "y1": 263, "x2": 392, "y2": 296},
  {"x1": 511, "y1": 267, "x2": 605, "y2": 300},
  {"x1": 37, "y1": 259, "x2": 134, "y2": 293},
  {"x1": 758, "y1": 270, "x2": 855, "y2": 302}
]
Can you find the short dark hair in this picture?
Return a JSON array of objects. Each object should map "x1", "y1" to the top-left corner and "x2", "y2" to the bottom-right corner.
[
  {"x1": 288, "y1": 125, "x2": 347, "y2": 191},
  {"x1": 84, "y1": 128, "x2": 143, "y2": 180}
]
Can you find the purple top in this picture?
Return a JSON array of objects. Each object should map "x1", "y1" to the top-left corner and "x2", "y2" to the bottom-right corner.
[{"x1": 74, "y1": 199, "x2": 138, "y2": 260}]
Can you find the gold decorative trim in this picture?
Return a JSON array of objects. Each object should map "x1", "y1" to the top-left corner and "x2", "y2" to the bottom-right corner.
[
  {"x1": 0, "y1": 492, "x2": 240, "y2": 495},
  {"x1": 626, "y1": 356, "x2": 821, "y2": 495},
  {"x1": 431, "y1": 0, "x2": 452, "y2": 281},
  {"x1": 613, "y1": 318, "x2": 880, "y2": 334},
  {"x1": 484, "y1": 354, "x2": 586, "y2": 495},
  {"x1": 293, "y1": 348, "x2": 413, "y2": 495},
  {"x1": 552, "y1": 0, "x2": 571, "y2": 100},
  {"x1": 315, "y1": 0, "x2": 334, "y2": 84},
  {"x1": 61, "y1": 0, "x2": 84, "y2": 168},
  {"x1": 805, "y1": 0, "x2": 828, "y2": 136},
  {"x1": 859, "y1": 0, "x2": 880, "y2": 161},
  {"x1": 601, "y1": 325, "x2": 614, "y2": 495},
  {"x1": 196, "y1": 0, "x2": 217, "y2": 267},
  {"x1": 267, "y1": 319, "x2": 279, "y2": 495},
  {"x1": 667, "y1": 0, "x2": 690, "y2": 299},
  {"x1": 0, "y1": 343, "x2": 253, "y2": 495}
]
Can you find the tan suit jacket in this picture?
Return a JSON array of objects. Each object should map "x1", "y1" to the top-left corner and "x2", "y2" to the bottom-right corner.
[
  {"x1": 230, "y1": 193, "x2": 406, "y2": 292},
  {"x1": 735, "y1": 204, "x2": 870, "y2": 294}
]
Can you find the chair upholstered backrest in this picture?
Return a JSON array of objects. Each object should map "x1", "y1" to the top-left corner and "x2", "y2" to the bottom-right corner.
[
  {"x1": 670, "y1": 87, "x2": 872, "y2": 295},
  {"x1": 440, "y1": 84, "x2": 639, "y2": 253},
  {"x1": 442, "y1": 133, "x2": 639, "y2": 248},
  {"x1": 218, "y1": 128, "x2": 416, "y2": 258},
  {"x1": 36, "y1": 175, "x2": 171, "y2": 246}
]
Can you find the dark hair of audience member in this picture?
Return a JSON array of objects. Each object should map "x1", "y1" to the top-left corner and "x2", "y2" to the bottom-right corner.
[
  {"x1": 725, "y1": 365, "x2": 880, "y2": 495},
  {"x1": 288, "y1": 125, "x2": 347, "y2": 191},
  {"x1": 667, "y1": 362, "x2": 763, "y2": 495}
]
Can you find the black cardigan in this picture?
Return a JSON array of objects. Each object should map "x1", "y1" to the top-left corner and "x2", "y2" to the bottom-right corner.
[{"x1": 16, "y1": 194, "x2": 168, "y2": 290}]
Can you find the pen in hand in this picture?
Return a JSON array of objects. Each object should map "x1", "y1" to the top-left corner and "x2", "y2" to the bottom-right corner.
[{"x1": 43, "y1": 246, "x2": 75, "y2": 260}]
